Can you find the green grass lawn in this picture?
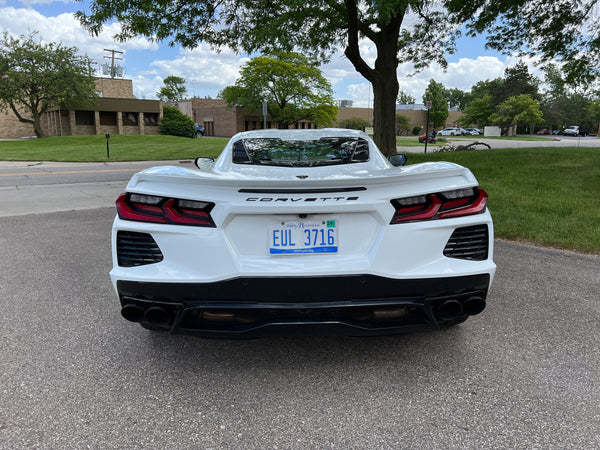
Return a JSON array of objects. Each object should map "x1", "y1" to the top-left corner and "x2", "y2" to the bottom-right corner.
[
  {"x1": 2, "y1": 135, "x2": 599, "y2": 254},
  {"x1": 0, "y1": 134, "x2": 228, "y2": 162},
  {"x1": 409, "y1": 147, "x2": 600, "y2": 254}
]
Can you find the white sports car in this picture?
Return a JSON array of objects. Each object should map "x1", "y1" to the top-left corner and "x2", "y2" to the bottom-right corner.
[{"x1": 111, "y1": 129, "x2": 495, "y2": 337}]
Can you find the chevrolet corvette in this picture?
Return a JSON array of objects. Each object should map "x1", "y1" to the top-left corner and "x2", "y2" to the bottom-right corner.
[{"x1": 111, "y1": 129, "x2": 495, "y2": 337}]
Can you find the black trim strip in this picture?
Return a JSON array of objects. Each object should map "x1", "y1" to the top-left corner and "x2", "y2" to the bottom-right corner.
[{"x1": 238, "y1": 187, "x2": 367, "y2": 194}]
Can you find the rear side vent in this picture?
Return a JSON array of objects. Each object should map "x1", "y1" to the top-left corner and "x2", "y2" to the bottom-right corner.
[
  {"x1": 117, "y1": 231, "x2": 164, "y2": 267},
  {"x1": 444, "y1": 225, "x2": 489, "y2": 261}
]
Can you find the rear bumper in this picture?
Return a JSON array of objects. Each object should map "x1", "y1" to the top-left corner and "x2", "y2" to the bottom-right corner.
[{"x1": 117, "y1": 273, "x2": 491, "y2": 338}]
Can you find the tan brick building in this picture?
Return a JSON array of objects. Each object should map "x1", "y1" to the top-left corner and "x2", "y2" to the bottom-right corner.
[
  {"x1": 336, "y1": 106, "x2": 465, "y2": 135},
  {"x1": 0, "y1": 78, "x2": 162, "y2": 139},
  {"x1": 2, "y1": 78, "x2": 464, "y2": 139}
]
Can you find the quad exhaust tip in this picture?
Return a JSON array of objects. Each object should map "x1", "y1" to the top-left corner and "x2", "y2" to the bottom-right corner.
[
  {"x1": 436, "y1": 296, "x2": 486, "y2": 321},
  {"x1": 121, "y1": 304, "x2": 172, "y2": 326},
  {"x1": 121, "y1": 304, "x2": 145, "y2": 322}
]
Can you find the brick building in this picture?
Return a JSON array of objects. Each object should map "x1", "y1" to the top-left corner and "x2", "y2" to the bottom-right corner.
[
  {"x1": 166, "y1": 99, "x2": 464, "y2": 138},
  {"x1": 336, "y1": 105, "x2": 465, "y2": 135},
  {"x1": 0, "y1": 78, "x2": 162, "y2": 139}
]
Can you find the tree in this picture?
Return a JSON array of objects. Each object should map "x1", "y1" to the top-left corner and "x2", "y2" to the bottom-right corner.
[
  {"x1": 219, "y1": 51, "x2": 337, "y2": 129},
  {"x1": 449, "y1": 0, "x2": 600, "y2": 85},
  {"x1": 159, "y1": 105, "x2": 196, "y2": 138},
  {"x1": 157, "y1": 75, "x2": 187, "y2": 101},
  {"x1": 76, "y1": 1, "x2": 460, "y2": 156},
  {"x1": 397, "y1": 90, "x2": 415, "y2": 105},
  {"x1": 444, "y1": 87, "x2": 469, "y2": 111},
  {"x1": 459, "y1": 95, "x2": 494, "y2": 128},
  {"x1": 340, "y1": 117, "x2": 371, "y2": 130},
  {"x1": 490, "y1": 94, "x2": 543, "y2": 135},
  {"x1": 423, "y1": 80, "x2": 449, "y2": 129},
  {"x1": 502, "y1": 62, "x2": 540, "y2": 101},
  {"x1": 395, "y1": 114, "x2": 411, "y2": 135},
  {"x1": 469, "y1": 78, "x2": 506, "y2": 107},
  {"x1": 0, "y1": 32, "x2": 97, "y2": 138}
]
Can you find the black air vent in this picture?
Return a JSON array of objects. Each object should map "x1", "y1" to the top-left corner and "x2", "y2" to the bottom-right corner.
[
  {"x1": 444, "y1": 225, "x2": 489, "y2": 261},
  {"x1": 117, "y1": 231, "x2": 164, "y2": 267}
]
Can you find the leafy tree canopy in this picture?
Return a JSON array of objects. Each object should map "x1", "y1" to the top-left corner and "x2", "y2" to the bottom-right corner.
[
  {"x1": 490, "y1": 94, "x2": 543, "y2": 133},
  {"x1": 75, "y1": 0, "x2": 460, "y2": 155},
  {"x1": 444, "y1": 87, "x2": 469, "y2": 111},
  {"x1": 157, "y1": 75, "x2": 187, "y2": 101},
  {"x1": 397, "y1": 90, "x2": 415, "y2": 105},
  {"x1": 76, "y1": 0, "x2": 595, "y2": 151},
  {"x1": 423, "y1": 79, "x2": 449, "y2": 129},
  {"x1": 0, "y1": 31, "x2": 97, "y2": 138},
  {"x1": 218, "y1": 51, "x2": 337, "y2": 129},
  {"x1": 395, "y1": 114, "x2": 411, "y2": 135},
  {"x1": 459, "y1": 95, "x2": 495, "y2": 128},
  {"x1": 447, "y1": 0, "x2": 600, "y2": 85},
  {"x1": 340, "y1": 117, "x2": 371, "y2": 130}
]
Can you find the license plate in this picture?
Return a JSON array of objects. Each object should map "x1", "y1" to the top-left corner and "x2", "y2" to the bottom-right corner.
[{"x1": 269, "y1": 220, "x2": 338, "y2": 254}]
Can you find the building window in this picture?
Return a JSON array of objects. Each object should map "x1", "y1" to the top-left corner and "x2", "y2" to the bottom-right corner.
[
  {"x1": 144, "y1": 113, "x2": 159, "y2": 126},
  {"x1": 75, "y1": 110, "x2": 95, "y2": 126},
  {"x1": 123, "y1": 112, "x2": 138, "y2": 126},
  {"x1": 99, "y1": 111, "x2": 117, "y2": 126}
]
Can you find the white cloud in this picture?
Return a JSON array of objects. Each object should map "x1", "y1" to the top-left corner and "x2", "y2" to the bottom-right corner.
[
  {"x1": 0, "y1": 6, "x2": 157, "y2": 61},
  {"x1": 148, "y1": 46, "x2": 250, "y2": 98}
]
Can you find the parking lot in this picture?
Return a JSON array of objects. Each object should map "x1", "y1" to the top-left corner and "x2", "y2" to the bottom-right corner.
[{"x1": 1, "y1": 198, "x2": 599, "y2": 448}]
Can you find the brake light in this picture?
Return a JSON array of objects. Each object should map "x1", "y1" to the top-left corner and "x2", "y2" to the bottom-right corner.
[
  {"x1": 116, "y1": 193, "x2": 215, "y2": 227},
  {"x1": 391, "y1": 187, "x2": 487, "y2": 223}
]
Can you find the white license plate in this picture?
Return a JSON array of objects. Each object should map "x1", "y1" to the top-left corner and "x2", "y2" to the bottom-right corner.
[{"x1": 269, "y1": 220, "x2": 338, "y2": 254}]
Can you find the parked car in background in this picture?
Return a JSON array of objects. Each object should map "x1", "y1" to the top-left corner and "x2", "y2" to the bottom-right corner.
[
  {"x1": 195, "y1": 123, "x2": 205, "y2": 137},
  {"x1": 537, "y1": 129, "x2": 550, "y2": 135},
  {"x1": 111, "y1": 129, "x2": 495, "y2": 338},
  {"x1": 552, "y1": 129, "x2": 562, "y2": 135},
  {"x1": 438, "y1": 127, "x2": 462, "y2": 136},
  {"x1": 563, "y1": 126, "x2": 591, "y2": 137},
  {"x1": 465, "y1": 128, "x2": 482, "y2": 135}
]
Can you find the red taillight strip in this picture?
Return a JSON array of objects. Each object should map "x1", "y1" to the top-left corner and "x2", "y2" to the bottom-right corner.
[
  {"x1": 438, "y1": 188, "x2": 488, "y2": 219},
  {"x1": 116, "y1": 193, "x2": 216, "y2": 227},
  {"x1": 391, "y1": 195, "x2": 442, "y2": 223},
  {"x1": 116, "y1": 193, "x2": 168, "y2": 224},
  {"x1": 391, "y1": 188, "x2": 488, "y2": 223}
]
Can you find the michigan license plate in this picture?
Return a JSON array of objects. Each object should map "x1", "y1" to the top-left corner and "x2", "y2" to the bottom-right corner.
[{"x1": 269, "y1": 220, "x2": 338, "y2": 254}]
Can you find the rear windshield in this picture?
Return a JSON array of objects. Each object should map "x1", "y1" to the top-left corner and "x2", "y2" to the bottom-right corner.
[{"x1": 232, "y1": 137, "x2": 369, "y2": 167}]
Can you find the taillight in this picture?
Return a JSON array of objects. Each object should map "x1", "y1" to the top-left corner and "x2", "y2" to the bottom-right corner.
[
  {"x1": 116, "y1": 193, "x2": 215, "y2": 227},
  {"x1": 391, "y1": 187, "x2": 487, "y2": 223}
]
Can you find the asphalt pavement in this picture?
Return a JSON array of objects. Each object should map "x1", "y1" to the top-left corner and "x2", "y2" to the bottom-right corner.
[
  {"x1": 1, "y1": 208, "x2": 599, "y2": 448},
  {"x1": 0, "y1": 152, "x2": 599, "y2": 448}
]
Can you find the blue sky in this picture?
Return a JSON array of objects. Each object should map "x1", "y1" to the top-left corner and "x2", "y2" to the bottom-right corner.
[{"x1": 1, "y1": 0, "x2": 524, "y2": 107}]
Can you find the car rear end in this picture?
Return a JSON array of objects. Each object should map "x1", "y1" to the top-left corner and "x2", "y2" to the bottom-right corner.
[{"x1": 111, "y1": 164, "x2": 495, "y2": 337}]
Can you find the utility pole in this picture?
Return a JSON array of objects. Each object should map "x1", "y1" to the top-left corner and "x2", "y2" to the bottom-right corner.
[
  {"x1": 424, "y1": 100, "x2": 432, "y2": 154},
  {"x1": 103, "y1": 49, "x2": 124, "y2": 78}
]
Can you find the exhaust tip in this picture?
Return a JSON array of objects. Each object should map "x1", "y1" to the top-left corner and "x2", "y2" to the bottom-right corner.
[
  {"x1": 463, "y1": 296, "x2": 486, "y2": 316},
  {"x1": 437, "y1": 299, "x2": 463, "y2": 321},
  {"x1": 121, "y1": 304, "x2": 145, "y2": 322},
  {"x1": 144, "y1": 306, "x2": 171, "y2": 326}
]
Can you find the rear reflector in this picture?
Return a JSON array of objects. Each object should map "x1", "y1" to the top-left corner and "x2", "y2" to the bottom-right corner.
[
  {"x1": 391, "y1": 187, "x2": 488, "y2": 223},
  {"x1": 116, "y1": 193, "x2": 215, "y2": 227}
]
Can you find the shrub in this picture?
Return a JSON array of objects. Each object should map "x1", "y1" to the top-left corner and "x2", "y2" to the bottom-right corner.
[
  {"x1": 339, "y1": 117, "x2": 371, "y2": 130},
  {"x1": 159, "y1": 106, "x2": 196, "y2": 138},
  {"x1": 412, "y1": 126, "x2": 422, "y2": 136}
]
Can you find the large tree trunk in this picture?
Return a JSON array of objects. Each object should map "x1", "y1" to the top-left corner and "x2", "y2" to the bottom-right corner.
[
  {"x1": 344, "y1": 0, "x2": 402, "y2": 157},
  {"x1": 9, "y1": 102, "x2": 46, "y2": 138}
]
